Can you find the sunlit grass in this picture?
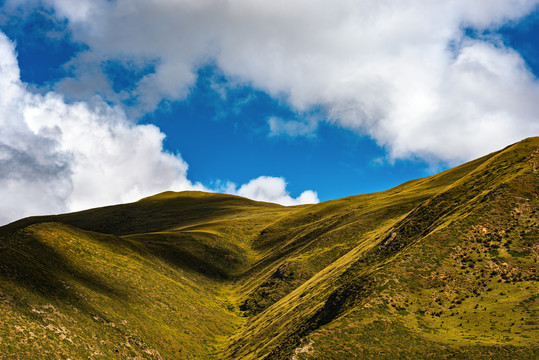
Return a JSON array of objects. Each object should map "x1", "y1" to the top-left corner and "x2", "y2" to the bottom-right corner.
[{"x1": 0, "y1": 137, "x2": 537, "y2": 359}]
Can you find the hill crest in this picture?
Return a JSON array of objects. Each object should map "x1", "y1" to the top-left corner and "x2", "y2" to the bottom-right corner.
[{"x1": 0, "y1": 137, "x2": 537, "y2": 359}]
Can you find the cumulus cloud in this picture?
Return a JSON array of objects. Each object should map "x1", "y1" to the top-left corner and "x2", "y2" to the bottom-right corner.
[
  {"x1": 0, "y1": 31, "x2": 317, "y2": 224},
  {"x1": 9, "y1": 0, "x2": 539, "y2": 163},
  {"x1": 226, "y1": 176, "x2": 319, "y2": 206},
  {"x1": 0, "y1": 32, "x2": 202, "y2": 224}
]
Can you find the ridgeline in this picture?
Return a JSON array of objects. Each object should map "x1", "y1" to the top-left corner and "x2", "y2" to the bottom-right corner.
[{"x1": 1, "y1": 137, "x2": 538, "y2": 359}]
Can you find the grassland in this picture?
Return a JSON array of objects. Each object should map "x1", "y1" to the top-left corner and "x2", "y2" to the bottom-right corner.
[{"x1": 0, "y1": 137, "x2": 538, "y2": 359}]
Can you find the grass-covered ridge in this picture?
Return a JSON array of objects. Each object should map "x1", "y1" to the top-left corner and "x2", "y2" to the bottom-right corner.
[{"x1": 0, "y1": 137, "x2": 537, "y2": 359}]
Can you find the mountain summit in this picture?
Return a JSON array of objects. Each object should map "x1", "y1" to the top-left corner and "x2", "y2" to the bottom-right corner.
[{"x1": 1, "y1": 137, "x2": 538, "y2": 359}]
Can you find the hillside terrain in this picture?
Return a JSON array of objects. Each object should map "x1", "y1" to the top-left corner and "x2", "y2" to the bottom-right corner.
[{"x1": 0, "y1": 137, "x2": 538, "y2": 359}]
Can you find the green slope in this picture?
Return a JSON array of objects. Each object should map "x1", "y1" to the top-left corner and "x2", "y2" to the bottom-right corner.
[
  {"x1": 230, "y1": 137, "x2": 538, "y2": 360},
  {"x1": 0, "y1": 193, "x2": 295, "y2": 359},
  {"x1": 0, "y1": 137, "x2": 537, "y2": 359}
]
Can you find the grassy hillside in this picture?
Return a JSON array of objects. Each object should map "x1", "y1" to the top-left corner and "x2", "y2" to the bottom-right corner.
[
  {"x1": 0, "y1": 137, "x2": 537, "y2": 359},
  {"x1": 0, "y1": 193, "x2": 295, "y2": 359}
]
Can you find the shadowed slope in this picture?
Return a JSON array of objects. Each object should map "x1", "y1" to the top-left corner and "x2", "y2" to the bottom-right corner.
[
  {"x1": 1, "y1": 191, "x2": 289, "y2": 236},
  {"x1": 0, "y1": 222, "x2": 241, "y2": 358},
  {"x1": 0, "y1": 193, "x2": 296, "y2": 358}
]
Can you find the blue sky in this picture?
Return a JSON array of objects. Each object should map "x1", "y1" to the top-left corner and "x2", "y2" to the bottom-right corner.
[
  {"x1": 0, "y1": 0, "x2": 538, "y2": 224},
  {"x1": 143, "y1": 67, "x2": 418, "y2": 200}
]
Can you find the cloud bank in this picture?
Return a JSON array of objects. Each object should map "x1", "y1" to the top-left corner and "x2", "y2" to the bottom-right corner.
[
  {"x1": 0, "y1": 33, "x2": 316, "y2": 225},
  {"x1": 8, "y1": 0, "x2": 539, "y2": 163}
]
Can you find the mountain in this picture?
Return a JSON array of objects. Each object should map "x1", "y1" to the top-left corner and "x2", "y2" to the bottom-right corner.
[{"x1": 0, "y1": 137, "x2": 537, "y2": 359}]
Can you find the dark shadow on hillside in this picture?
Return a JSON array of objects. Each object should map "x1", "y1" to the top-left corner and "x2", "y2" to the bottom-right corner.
[
  {"x1": 124, "y1": 231, "x2": 249, "y2": 280},
  {"x1": 0, "y1": 226, "x2": 126, "y2": 311},
  {"x1": 1, "y1": 193, "x2": 281, "y2": 237}
]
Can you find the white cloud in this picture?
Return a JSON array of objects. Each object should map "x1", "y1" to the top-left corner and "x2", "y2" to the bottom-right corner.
[
  {"x1": 21, "y1": 95, "x2": 207, "y2": 211},
  {"x1": 268, "y1": 116, "x2": 317, "y2": 137},
  {"x1": 0, "y1": 32, "x2": 317, "y2": 224},
  {"x1": 227, "y1": 176, "x2": 319, "y2": 206},
  {"x1": 11, "y1": 0, "x2": 539, "y2": 163},
  {"x1": 0, "y1": 32, "x2": 204, "y2": 224}
]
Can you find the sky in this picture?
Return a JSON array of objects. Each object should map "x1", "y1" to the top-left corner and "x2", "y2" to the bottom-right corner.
[{"x1": 0, "y1": 0, "x2": 539, "y2": 225}]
